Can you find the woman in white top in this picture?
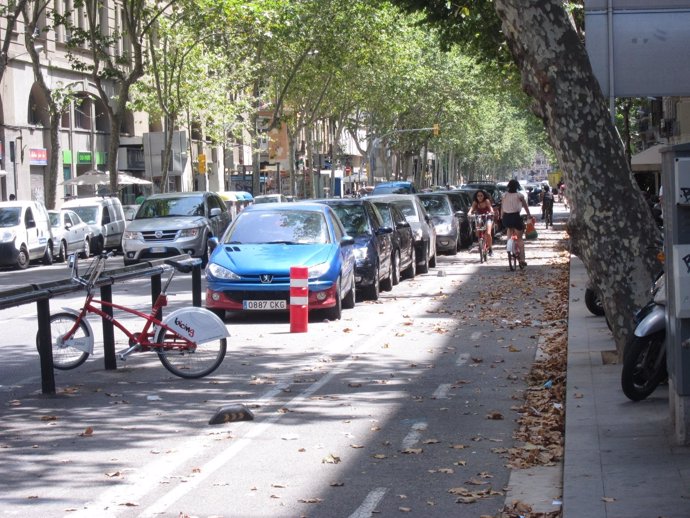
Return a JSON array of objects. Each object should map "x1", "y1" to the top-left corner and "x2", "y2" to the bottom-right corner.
[{"x1": 501, "y1": 179, "x2": 534, "y2": 267}]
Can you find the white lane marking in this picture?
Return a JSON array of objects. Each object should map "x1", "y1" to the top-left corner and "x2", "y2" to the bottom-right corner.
[
  {"x1": 432, "y1": 383, "x2": 451, "y2": 399},
  {"x1": 457, "y1": 353, "x2": 470, "y2": 366},
  {"x1": 68, "y1": 383, "x2": 290, "y2": 518},
  {"x1": 348, "y1": 487, "x2": 388, "y2": 518},
  {"x1": 401, "y1": 421, "x2": 428, "y2": 449},
  {"x1": 470, "y1": 331, "x2": 482, "y2": 340},
  {"x1": 137, "y1": 323, "x2": 401, "y2": 518}
]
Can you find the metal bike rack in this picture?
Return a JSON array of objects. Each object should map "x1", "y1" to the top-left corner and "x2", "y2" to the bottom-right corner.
[{"x1": 0, "y1": 255, "x2": 203, "y2": 395}]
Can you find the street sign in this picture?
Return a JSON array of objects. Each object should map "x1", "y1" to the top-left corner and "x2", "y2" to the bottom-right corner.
[{"x1": 198, "y1": 153, "x2": 206, "y2": 174}]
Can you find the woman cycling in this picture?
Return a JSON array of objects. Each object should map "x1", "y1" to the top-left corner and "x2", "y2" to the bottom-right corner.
[
  {"x1": 501, "y1": 179, "x2": 534, "y2": 268},
  {"x1": 467, "y1": 189, "x2": 495, "y2": 255}
]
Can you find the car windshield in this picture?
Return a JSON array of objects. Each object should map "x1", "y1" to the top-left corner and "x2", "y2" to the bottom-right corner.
[
  {"x1": 418, "y1": 196, "x2": 451, "y2": 216},
  {"x1": 225, "y1": 210, "x2": 329, "y2": 244},
  {"x1": 137, "y1": 197, "x2": 204, "y2": 218},
  {"x1": 372, "y1": 203, "x2": 393, "y2": 226},
  {"x1": 390, "y1": 200, "x2": 418, "y2": 222},
  {"x1": 0, "y1": 207, "x2": 20, "y2": 227},
  {"x1": 71, "y1": 206, "x2": 98, "y2": 224},
  {"x1": 447, "y1": 193, "x2": 470, "y2": 212},
  {"x1": 329, "y1": 204, "x2": 370, "y2": 236}
]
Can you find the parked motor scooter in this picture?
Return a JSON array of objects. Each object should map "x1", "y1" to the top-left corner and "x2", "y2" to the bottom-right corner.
[{"x1": 620, "y1": 271, "x2": 667, "y2": 401}]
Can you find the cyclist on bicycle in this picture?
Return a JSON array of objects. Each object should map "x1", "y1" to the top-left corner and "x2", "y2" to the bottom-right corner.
[
  {"x1": 501, "y1": 179, "x2": 534, "y2": 268},
  {"x1": 467, "y1": 189, "x2": 495, "y2": 255},
  {"x1": 541, "y1": 184, "x2": 554, "y2": 221}
]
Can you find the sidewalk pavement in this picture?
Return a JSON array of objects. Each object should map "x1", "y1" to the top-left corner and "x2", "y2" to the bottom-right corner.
[{"x1": 563, "y1": 256, "x2": 690, "y2": 518}]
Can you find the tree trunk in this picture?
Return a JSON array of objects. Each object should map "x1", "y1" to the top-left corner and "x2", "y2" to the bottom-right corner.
[
  {"x1": 45, "y1": 112, "x2": 61, "y2": 209},
  {"x1": 494, "y1": 0, "x2": 660, "y2": 355}
]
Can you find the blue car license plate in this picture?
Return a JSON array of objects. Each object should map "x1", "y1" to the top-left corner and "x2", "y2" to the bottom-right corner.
[{"x1": 243, "y1": 300, "x2": 287, "y2": 310}]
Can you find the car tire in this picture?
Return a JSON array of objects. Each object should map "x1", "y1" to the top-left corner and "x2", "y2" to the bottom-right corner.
[
  {"x1": 57, "y1": 240, "x2": 68, "y2": 263},
  {"x1": 16, "y1": 244, "x2": 29, "y2": 270},
  {"x1": 42, "y1": 242, "x2": 54, "y2": 265},
  {"x1": 391, "y1": 250, "x2": 401, "y2": 286},
  {"x1": 324, "y1": 278, "x2": 343, "y2": 320},
  {"x1": 429, "y1": 247, "x2": 437, "y2": 268},
  {"x1": 402, "y1": 247, "x2": 416, "y2": 280},
  {"x1": 91, "y1": 236, "x2": 104, "y2": 255},
  {"x1": 364, "y1": 264, "x2": 380, "y2": 300},
  {"x1": 417, "y1": 242, "x2": 429, "y2": 274},
  {"x1": 342, "y1": 272, "x2": 356, "y2": 309},
  {"x1": 80, "y1": 238, "x2": 91, "y2": 259},
  {"x1": 381, "y1": 255, "x2": 394, "y2": 292}
]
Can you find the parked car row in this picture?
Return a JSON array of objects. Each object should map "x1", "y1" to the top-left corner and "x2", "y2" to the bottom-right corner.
[{"x1": 204, "y1": 193, "x2": 444, "y2": 321}]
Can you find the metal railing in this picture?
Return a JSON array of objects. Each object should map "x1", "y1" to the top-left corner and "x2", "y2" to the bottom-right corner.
[{"x1": 0, "y1": 255, "x2": 203, "y2": 394}]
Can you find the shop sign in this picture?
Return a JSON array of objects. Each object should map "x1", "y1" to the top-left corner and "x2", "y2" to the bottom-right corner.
[
  {"x1": 30, "y1": 148, "x2": 48, "y2": 166},
  {"x1": 78, "y1": 151, "x2": 92, "y2": 164}
]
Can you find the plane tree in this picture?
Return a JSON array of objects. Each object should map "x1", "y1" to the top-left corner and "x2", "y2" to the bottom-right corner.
[{"x1": 392, "y1": 0, "x2": 660, "y2": 354}]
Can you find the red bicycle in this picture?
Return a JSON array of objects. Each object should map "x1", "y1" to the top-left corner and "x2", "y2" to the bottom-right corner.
[
  {"x1": 36, "y1": 253, "x2": 229, "y2": 378},
  {"x1": 471, "y1": 214, "x2": 491, "y2": 263}
]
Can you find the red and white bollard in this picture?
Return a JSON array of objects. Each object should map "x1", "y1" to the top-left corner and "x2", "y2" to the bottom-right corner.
[{"x1": 290, "y1": 266, "x2": 308, "y2": 333}]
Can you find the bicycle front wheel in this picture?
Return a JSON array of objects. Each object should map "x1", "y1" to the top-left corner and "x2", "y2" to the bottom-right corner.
[
  {"x1": 478, "y1": 237, "x2": 485, "y2": 263},
  {"x1": 36, "y1": 312, "x2": 91, "y2": 370},
  {"x1": 155, "y1": 328, "x2": 227, "y2": 379}
]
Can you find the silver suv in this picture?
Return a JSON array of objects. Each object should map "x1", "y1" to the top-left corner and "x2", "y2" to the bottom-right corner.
[{"x1": 122, "y1": 192, "x2": 231, "y2": 266}]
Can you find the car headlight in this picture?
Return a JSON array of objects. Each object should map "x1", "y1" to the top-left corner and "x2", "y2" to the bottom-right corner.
[
  {"x1": 413, "y1": 228, "x2": 423, "y2": 241},
  {"x1": 0, "y1": 230, "x2": 16, "y2": 244},
  {"x1": 308, "y1": 262, "x2": 330, "y2": 278},
  {"x1": 123, "y1": 230, "x2": 142, "y2": 240},
  {"x1": 354, "y1": 247, "x2": 368, "y2": 261},
  {"x1": 206, "y1": 262, "x2": 241, "y2": 280},
  {"x1": 436, "y1": 223, "x2": 452, "y2": 235},
  {"x1": 178, "y1": 227, "x2": 201, "y2": 238}
]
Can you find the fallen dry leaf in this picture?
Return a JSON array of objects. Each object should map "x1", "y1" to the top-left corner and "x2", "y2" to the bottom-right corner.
[
  {"x1": 322, "y1": 454, "x2": 341, "y2": 464},
  {"x1": 401, "y1": 448, "x2": 423, "y2": 455},
  {"x1": 79, "y1": 427, "x2": 94, "y2": 437},
  {"x1": 298, "y1": 497, "x2": 323, "y2": 504}
]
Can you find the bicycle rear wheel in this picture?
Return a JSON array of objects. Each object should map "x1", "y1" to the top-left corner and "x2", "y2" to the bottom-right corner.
[
  {"x1": 155, "y1": 328, "x2": 227, "y2": 379},
  {"x1": 36, "y1": 312, "x2": 91, "y2": 370}
]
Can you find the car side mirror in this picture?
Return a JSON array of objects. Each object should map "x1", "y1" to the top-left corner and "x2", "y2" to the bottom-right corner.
[
  {"x1": 208, "y1": 236, "x2": 220, "y2": 252},
  {"x1": 376, "y1": 226, "x2": 393, "y2": 235},
  {"x1": 398, "y1": 221, "x2": 410, "y2": 228},
  {"x1": 64, "y1": 222, "x2": 73, "y2": 230},
  {"x1": 341, "y1": 235, "x2": 355, "y2": 246},
  {"x1": 210, "y1": 207, "x2": 222, "y2": 218}
]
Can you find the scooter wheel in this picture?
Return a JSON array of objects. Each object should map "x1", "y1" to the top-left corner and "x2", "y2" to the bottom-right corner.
[
  {"x1": 621, "y1": 331, "x2": 667, "y2": 401},
  {"x1": 585, "y1": 287, "x2": 606, "y2": 316}
]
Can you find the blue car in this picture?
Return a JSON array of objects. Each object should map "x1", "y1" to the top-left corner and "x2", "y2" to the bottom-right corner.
[
  {"x1": 314, "y1": 198, "x2": 393, "y2": 301},
  {"x1": 205, "y1": 202, "x2": 356, "y2": 320}
]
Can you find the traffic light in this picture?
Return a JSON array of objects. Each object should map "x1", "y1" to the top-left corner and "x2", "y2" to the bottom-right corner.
[
  {"x1": 198, "y1": 153, "x2": 206, "y2": 174},
  {"x1": 432, "y1": 124, "x2": 440, "y2": 137}
]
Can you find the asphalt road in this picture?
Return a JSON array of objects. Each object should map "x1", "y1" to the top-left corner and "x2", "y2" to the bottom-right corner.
[{"x1": 0, "y1": 214, "x2": 569, "y2": 518}]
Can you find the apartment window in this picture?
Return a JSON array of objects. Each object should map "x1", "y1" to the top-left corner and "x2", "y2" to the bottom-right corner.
[{"x1": 74, "y1": 95, "x2": 92, "y2": 130}]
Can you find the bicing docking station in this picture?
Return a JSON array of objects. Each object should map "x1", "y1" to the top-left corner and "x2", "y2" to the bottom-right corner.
[{"x1": 661, "y1": 143, "x2": 690, "y2": 444}]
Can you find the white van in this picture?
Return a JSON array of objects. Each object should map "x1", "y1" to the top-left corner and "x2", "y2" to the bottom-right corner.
[
  {"x1": 0, "y1": 201, "x2": 55, "y2": 269},
  {"x1": 62, "y1": 196, "x2": 126, "y2": 253}
]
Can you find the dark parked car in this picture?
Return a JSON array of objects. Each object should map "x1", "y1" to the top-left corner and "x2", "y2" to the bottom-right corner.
[
  {"x1": 436, "y1": 190, "x2": 473, "y2": 249},
  {"x1": 315, "y1": 198, "x2": 393, "y2": 301},
  {"x1": 371, "y1": 181, "x2": 417, "y2": 195},
  {"x1": 367, "y1": 194, "x2": 436, "y2": 273},
  {"x1": 371, "y1": 200, "x2": 416, "y2": 283},
  {"x1": 416, "y1": 193, "x2": 461, "y2": 255}
]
